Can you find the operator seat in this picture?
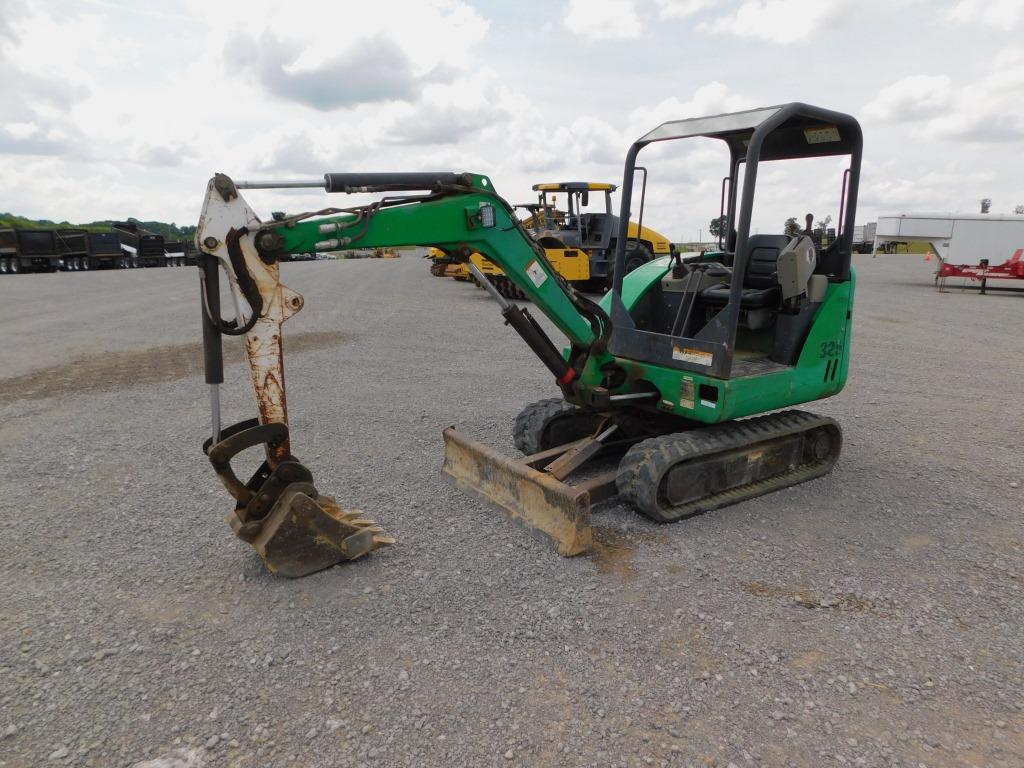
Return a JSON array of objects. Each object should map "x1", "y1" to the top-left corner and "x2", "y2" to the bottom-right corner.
[
  {"x1": 579, "y1": 213, "x2": 609, "y2": 246},
  {"x1": 700, "y1": 234, "x2": 790, "y2": 309}
]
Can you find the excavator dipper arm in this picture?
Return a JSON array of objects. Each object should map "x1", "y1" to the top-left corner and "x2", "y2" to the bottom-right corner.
[{"x1": 195, "y1": 172, "x2": 612, "y2": 574}]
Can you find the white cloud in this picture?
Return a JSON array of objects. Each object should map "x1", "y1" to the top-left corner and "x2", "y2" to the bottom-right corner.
[
  {"x1": 187, "y1": 0, "x2": 490, "y2": 77},
  {"x1": 655, "y1": 0, "x2": 720, "y2": 19},
  {"x1": 227, "y1": 32, "x2": 423, "y2": 110},
  {"x1": 629, "y1": 82, "x2": 754, "y2": 133},
  {"x1": 862, "y1": 75, "x2": 953, "y2": 123},
  {"x1": 700, "y1": 0, "x2": 856, "y2": 41},
  {"x1": 132, "y1": 142, "x2": 199, "y2": 169},
  {"x1": 0, "y1": 8, "x2": 99, "y2": 159},
  {"x1": 854, "y1": 46, "x2": 1024, "y2": 219},
  {"x1": 0, "y1": 123, "x2": 72, "y2": 156},
  {"x1": 0, "y1": 0, "x2": 497, "y2": 221},
  {"x1": 386, "y1": 71, "x2": 515, "y2": 146},
  {"x1": 945, "y1": 0, "x2": 1023, "y2": 28},
  {"x1": 0, "y1": 155, "x2": 140, "y2": 221},
  {"x1": 213, "y1": 1, "x2": 491, "y2": 111},
  {"x1": 389, "y1": 102, "x2": 499, "y2": 146},
  {"x1": 617, "y1": 84, "x2": 763, "y2": 237},
  {"x1": 510, "y1": 115, "x2": 627, "y2": 175},
  {"x1": 0, "y1": 0, "x2": 1022, "y2": 236},
  {"x1": 566, "y1": 116, "x2": 627, "y2": 165},
  {"x1": 859, "y1": 166, "x2": 997, "y2": 217},
  {"x1": 863, "y1": 50, "x2": 1024, "y2": 143},
  {"x1": 563, "y1": 0, "x2": 643, "y2": 40}
]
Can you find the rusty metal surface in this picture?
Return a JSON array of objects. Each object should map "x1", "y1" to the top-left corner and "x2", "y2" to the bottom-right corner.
[
  {"x1": 238, "y1": 486, "x2": 393, "y2": 578},
  {"x1": 192, "y1": 178, "x2": 392, "y2": 574},
  {"x1": 573, "y1": 470, "x2": 619, "y2": 505},
  {"x1": 196, "y1": 175, "x2": 304, "y2": 469},
  {"x1": 441, "y1": 427, "x2": 592, "y2": 556},
  {"x1": 542, "y1": 425, "x2": 613, "y2": 480},
  {"x1": 205, "y1": 419, "x2": 286, "y2": 505},
  {"x1": 209, "y1": 419, "x2": 393, "y2": 576},
  {"x1": 249, "y1": 487, "x2": 354, "y2": 578},
  {"x1": 520, "y1": 437, "x2": 592, "y2": 470},
  {"x1": 242, "y1": 256, "x2": 304, "y2": 467}
]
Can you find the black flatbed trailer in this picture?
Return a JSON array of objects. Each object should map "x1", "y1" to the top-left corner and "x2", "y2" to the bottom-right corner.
[
  {"x1": 88, "y1": 231, "x2": 127, "y2": 268},
  {"x1": 164, "y1": 239, "x2": 196, "y2": 267},
  {"x1": 113, "y1": 221, "x2": 167, "y2": 268},
  {"x1": 0, "y1": 228, "x2": 62, "y2": 274},
  {"x1": 56, "y1": 229, "x2": 88, "y2": 271}
]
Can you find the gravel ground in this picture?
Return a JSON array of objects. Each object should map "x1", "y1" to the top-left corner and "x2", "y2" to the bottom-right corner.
[{"x1": 1, "y1": 253, "x2": 1021, "y2": 768}]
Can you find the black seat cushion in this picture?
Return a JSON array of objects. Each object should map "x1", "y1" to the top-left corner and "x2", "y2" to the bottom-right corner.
[
  {"x1": 701, "y1": 283, "x2": 780, "y2": 308},
  {"x1": 700, "y1": 234, "x2": 789, "y2": 309}
]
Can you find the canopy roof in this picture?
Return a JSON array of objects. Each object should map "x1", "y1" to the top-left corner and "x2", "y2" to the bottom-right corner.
[{"x1": 637, "y1": 102, "x2": 861, "y2": 161}]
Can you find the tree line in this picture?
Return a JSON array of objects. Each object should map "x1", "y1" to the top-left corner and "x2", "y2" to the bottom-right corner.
[
  {"x1": 708, "y1": 214, "x2": 833, "y2": 241},
  {"x1": 0, "y1": 212, "x2": 197, "y2": 240}
]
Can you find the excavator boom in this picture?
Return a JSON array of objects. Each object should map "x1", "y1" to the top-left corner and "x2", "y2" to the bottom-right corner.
[{"x1": 195, "y1": 171, "x2": 613, "y2": 573}]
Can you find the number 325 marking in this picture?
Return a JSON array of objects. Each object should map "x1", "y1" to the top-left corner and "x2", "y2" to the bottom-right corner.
[{"x1": 820, "y1": 340, "x2": 843, "y2": 358}]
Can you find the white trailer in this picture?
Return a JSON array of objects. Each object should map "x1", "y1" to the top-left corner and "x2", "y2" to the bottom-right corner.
[
  {"x1": 852, "y1": 222, "x2": 876, "y2": 253},
  {"x1": 874, "y1": 213, "x2": 1024, "y2": 263}
]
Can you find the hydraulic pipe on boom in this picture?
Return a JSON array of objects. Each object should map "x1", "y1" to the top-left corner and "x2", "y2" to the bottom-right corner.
[{"x1": 265, "y1": 178, "x2": 603, "y2": 349}]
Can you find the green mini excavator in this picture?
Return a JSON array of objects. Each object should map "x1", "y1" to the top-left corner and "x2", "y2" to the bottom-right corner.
[{"x1": 195, "y1": 103, "x2": 862, "y2": 576}]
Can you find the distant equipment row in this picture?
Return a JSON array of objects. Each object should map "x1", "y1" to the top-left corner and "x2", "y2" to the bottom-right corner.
[{"x1": 0, "y1": 222, "x2": 197, "y2": 274}]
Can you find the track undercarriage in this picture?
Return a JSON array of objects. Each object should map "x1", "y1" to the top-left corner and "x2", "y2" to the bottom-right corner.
[{"x1": 441, "y1": 399, "x2": 841, "y2": 555}]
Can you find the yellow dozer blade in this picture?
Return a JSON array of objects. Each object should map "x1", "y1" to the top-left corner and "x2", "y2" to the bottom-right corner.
[{"x1": 441, "y1": 427, "x2": 593, "y2": 556}]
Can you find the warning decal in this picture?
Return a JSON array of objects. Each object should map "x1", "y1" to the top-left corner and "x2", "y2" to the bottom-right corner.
[
  {"x1": 672, "y1": 345, "x2": 713, "y2": 366},
  {"x1": 804, "y1": 125, "x2": 841, "y2": 144},
  {"x1": 679, "y1": 377, "x2": 695, "y2": 409},
  {"x1": 525, "y1": 260, "x2": 547, "y2": 288}
]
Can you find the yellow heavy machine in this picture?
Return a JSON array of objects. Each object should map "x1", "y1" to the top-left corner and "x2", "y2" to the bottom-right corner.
[
  {"x1": 425, "y1": 247, "x2": 472, "y2": 280},
  {"x1": 442, "y1": 182, "x2": 674, "y2": 298},
  {"x1": 426, "y1": 242, "x2": 554, "y2": 297},
  {"x1": 469, "y1": 238, "x2": 591, "y2": 299},
  {"x1": 529, "y1": 182, "x2": 672, "y2": 289}
]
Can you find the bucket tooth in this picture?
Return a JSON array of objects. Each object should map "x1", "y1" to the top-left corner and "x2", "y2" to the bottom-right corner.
[{"x1": 441, "y1": 426, "x2": 592, "y2": 556}]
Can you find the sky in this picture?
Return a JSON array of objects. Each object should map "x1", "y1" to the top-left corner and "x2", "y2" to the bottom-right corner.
[{"x1": 1, "y1": 0, "x2": 1022, "y2": 242}]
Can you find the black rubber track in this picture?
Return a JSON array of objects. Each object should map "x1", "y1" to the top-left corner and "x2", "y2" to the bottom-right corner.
[
  {"x1": 512, "y1": 398, "x2": 580, "y2": 455},
  {"x1": 495, "y1": 276, "x2": 525, "y2": 300},
  {"x1": 616, "y1": 410, "x2": 841, "y2": 523}
]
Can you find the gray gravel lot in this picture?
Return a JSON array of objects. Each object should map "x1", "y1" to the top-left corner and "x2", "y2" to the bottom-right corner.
[{"x1": 1, "y1": 254, "x2": 1022, "y2": 768}]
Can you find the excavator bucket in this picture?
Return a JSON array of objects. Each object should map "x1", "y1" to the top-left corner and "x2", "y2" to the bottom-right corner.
[
  {"x1": 207, "y1": 420, "x2": 394, "y2": 578},
  {"x1": 229, "y1": 486, "x2": 393, "y2": 578},
  {"x1": 441, "y1": 427, "x2": 592, "y2": 556}
]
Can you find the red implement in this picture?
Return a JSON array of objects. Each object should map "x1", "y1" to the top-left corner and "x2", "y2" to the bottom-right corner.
[{"x1": 937, "y1": 249, "x2": 1024, "y2": 293}]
